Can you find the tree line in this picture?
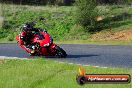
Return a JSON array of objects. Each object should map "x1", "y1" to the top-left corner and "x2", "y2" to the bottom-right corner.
[
  {"x1": 0, "y1": 0, "x2": 75, "y2": 6},
  {"x1": 1, "y1": 0, "x2": 132, "y2": 5}
]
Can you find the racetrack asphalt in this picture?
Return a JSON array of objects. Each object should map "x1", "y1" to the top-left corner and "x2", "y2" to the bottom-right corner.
[{"x1": 0, "y1": 44, "x2": 132, "y2": 68}]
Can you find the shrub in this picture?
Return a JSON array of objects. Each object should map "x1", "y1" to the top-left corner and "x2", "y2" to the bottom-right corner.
[
  {"x1": 75, "y1": 0, "x2": 99, "y2": 32},
  {"x1": 0, "y1": 29, "x2": 9, "y2": 39},
  {"x1": 7, "y1": 34, "x2": 14, "y2": 41}
]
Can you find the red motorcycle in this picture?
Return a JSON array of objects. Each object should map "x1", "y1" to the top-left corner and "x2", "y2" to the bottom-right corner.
[{"x1": 16, "y1": 29, "x2": 67, "y2": 58}]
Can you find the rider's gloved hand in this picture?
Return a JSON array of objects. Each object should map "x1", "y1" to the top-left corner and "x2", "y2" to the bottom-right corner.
[{"x1": 32, "y1": 46, "x2": 35, "y2": 50}]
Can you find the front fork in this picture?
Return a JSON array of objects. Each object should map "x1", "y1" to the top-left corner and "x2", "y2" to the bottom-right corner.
[{"x1": 20, "y1": 44, "x2": 31, "y2": 53}]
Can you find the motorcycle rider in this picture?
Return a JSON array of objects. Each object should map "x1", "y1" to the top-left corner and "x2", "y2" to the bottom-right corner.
[{"x1": 19, "y1": 22, "x2": 40, "y2": 54}]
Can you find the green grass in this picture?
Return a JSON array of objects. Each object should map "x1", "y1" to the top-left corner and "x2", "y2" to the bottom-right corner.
[
  {"x1": 1, "y1": 4, "x2": 78, "y2": 40},
  {"x1": 0, "y1": 4, "x2": 132, "y2": 42},
  {"x1": 0, "y1": 38, "x2": 16, "y2": 43},
  {"x1": 0, "y1": 58, "x2": 131, "y2": 88},
  {"x1": 55, "y1": 40, "x2": 132, "y2": 45},
  {"x1": 1, "y1": 39, "x2": 132, "y2": 46}
]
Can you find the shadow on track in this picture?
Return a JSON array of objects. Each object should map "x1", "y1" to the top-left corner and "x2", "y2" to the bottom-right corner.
[
  {"x1": 27, "y1": 54, "x2": 99, "y2": 59},
  {"x1": 67, "y1": 54, "x2": 99, "y2": 58}
]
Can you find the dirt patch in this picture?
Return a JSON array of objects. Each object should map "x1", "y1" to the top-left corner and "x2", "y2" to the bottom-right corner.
[
  {"x1": 0, "y1": 59, "x2": 5, "y2": 64},
  {"x1": 91, "y1": 29, "x2": 132, "y2": 41}
]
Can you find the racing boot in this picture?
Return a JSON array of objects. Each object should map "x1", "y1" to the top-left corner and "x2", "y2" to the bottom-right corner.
[{"x1": 26, "y1": 45, "x2": 35, "y2": 55}]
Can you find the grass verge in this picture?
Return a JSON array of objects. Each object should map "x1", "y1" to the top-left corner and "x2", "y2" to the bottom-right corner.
[
  {"x1": 0, "y1": 58, "x2": 131, "y2": 88},
  {"x1": 55, "y1": 40, "x2": 132, "y2": 45},
  {"x1": 0, "y1": 38, "x2": 16, "y2": 43},
  {"x1": 0, "y1": 39, "x2": 132, "y2": 45}
]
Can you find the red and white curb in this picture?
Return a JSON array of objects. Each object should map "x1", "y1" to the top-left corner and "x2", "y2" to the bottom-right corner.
[
  {"x1": 0, "y1": 56, "x2": 27, "y2": 59},
  {"x1": 55, "y1": 61, "x2": 108, "y2": 69},
  {"x1": 0, "y1": 56, "x2": 108, "y2": 68}
]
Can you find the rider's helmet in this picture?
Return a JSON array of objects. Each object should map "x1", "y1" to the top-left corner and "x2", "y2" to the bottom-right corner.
[{"x1": 22, "y1": 23, "x2": 33, "y2": 32}]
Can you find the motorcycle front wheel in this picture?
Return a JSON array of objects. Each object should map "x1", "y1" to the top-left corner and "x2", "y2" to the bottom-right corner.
[{"x1": 55, "y1": 46, "x2": 67, "y2": 58}]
